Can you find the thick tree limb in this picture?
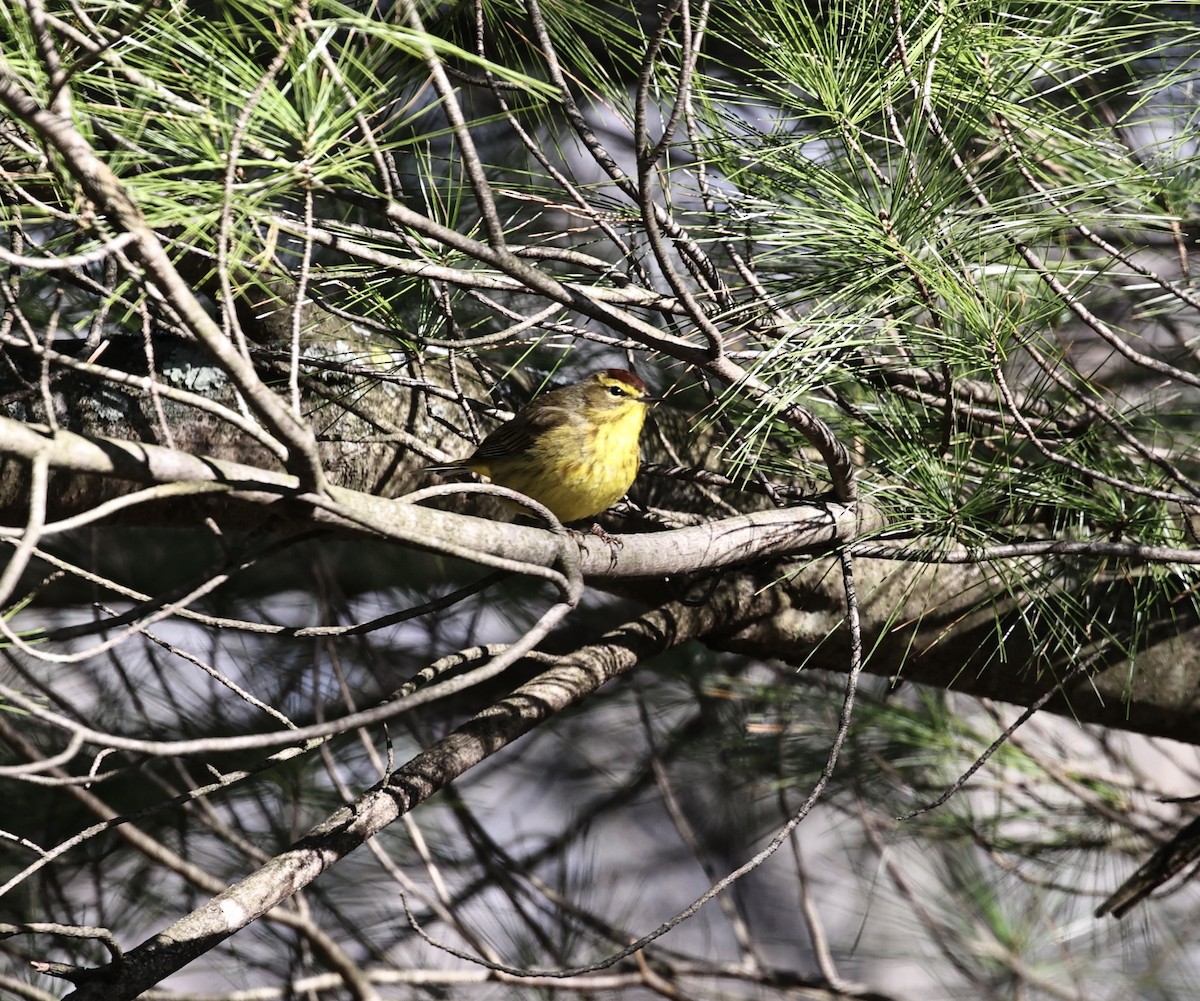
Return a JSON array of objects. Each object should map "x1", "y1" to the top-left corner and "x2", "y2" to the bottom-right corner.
[
  {"x1": 718, "y1": 557, "x2": 1200, "y2": 746},
  {"x1": 0, "y1": 416, "x2": 860, "y2": 580}
]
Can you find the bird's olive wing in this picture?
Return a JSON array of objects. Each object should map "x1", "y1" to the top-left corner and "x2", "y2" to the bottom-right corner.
[{"x1": 469, "y1": 399, "x2": 578, "y2": 460}]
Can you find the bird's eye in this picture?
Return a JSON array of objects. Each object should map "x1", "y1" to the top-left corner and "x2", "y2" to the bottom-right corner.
[{"x1": 608, "y1": 385, "x2": 625, "y2": 397}]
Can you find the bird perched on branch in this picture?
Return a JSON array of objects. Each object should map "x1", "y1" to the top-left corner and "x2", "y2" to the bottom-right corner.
[{"x1": 428, "y1": 368, "x2": 657, "y2": 524}]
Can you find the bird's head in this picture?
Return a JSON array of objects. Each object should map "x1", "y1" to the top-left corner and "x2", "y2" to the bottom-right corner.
[{"x1": 582, "y1": 369, "x2": 656, "y2": 414}]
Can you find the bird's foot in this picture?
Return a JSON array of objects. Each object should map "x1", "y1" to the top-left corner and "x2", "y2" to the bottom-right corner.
[{"x1": 569, "y1": 524, "x2": 624, "y2": 569}]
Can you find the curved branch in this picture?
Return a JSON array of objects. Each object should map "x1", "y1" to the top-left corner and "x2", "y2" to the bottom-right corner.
[
  {"x1": 0, "y1": 416, "x2": 864, "y2": 579},
  {"x1": 63, "y1": 579, "x2": 771, "y2": 1000},
  {"x1": 0, "y1": 70, "x2": 327, "y2": 491}
]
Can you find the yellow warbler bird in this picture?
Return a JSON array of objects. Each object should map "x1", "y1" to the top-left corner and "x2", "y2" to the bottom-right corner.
[{"x1": 433, "y1": 369, "x2": 657, "y2": 523}]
